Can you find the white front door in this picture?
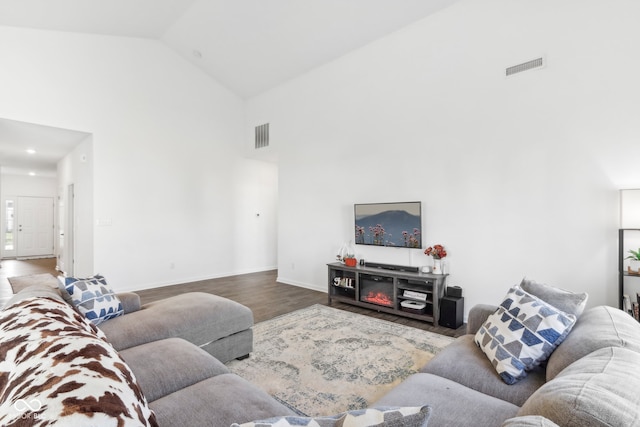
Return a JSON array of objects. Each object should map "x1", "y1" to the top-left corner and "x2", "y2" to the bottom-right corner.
[{"x1": 17, "y1": 196, "x2": 54, "y2": 258}]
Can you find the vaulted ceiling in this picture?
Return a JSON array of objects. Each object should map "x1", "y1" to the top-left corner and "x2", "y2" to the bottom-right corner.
[{"x1": 0, "y1": 0, "x2": 461, "y2": 174}]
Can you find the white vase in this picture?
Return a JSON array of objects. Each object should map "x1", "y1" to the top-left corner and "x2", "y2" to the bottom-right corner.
[
  {"x1": 432, "y1": 259, "x2": 442, "y2": 274},
  {"x1": 630, "y1": 260, "x2": 640, "y2": 274}
]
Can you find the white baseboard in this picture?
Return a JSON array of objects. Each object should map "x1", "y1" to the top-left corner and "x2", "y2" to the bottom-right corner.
[{"x1": 276, "y1": 276, "x2": 326, "y2": 293}]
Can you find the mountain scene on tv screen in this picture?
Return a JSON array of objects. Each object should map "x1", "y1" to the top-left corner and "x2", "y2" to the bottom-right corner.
[{"x1": 355, "y1": 210, "x2": 421, "y2": 247}]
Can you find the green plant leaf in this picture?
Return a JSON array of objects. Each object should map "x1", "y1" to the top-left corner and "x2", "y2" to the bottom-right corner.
[{"x1": 626, "y1": 248, "x2": 640, "y2": 260}]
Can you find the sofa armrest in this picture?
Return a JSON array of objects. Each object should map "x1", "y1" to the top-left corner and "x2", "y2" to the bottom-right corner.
[
  {"x1": 117, "y1": 292, "x2": 141, "y2": 314},
  {"x1": 466, "y1": 304, "x2": 498, "y2": 335}
]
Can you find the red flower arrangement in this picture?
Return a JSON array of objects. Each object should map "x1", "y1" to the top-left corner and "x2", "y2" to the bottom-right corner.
[{"x1": 424, "y1": 244, "x2": 447, "y2": 259}]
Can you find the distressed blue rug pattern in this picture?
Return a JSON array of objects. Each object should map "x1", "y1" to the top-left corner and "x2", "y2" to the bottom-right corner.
[{"x1": 226, "y1": 304, "x2": 454, "y2": 417}]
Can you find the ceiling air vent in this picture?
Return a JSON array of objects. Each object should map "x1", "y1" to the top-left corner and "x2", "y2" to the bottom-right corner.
[
  {"x1": 506, "y1": 57, "x2": 544, "y2": 77},
  {"x1": 255, "y1": 123, "x2": 269, "y2": 149}
]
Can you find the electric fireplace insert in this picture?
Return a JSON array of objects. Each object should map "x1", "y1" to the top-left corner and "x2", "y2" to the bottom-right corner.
[{"x1": 359, "y1": 274, "x2": 394, "y2": 307}]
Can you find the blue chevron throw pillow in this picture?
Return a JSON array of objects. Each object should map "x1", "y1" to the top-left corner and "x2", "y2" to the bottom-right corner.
[
  {"x1": 475, "y1": 286, "x2": 576, "y2": 385},
  {"x1": 63, "y1": 274, "x2": 124, "y2": 325}
]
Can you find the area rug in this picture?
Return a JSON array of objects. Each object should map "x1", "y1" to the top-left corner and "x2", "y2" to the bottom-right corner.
[
  {"x1": 226, "y1": 304, "x2": 455, "y2": 417},
  {"x1": 8, "y1": 273, "x2": 59, "y2": 294}
]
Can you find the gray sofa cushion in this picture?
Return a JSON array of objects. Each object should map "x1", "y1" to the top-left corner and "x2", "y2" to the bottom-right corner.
[
  {"x1": 119, "y1": 337, "x2": 230, "y2": 402},
  {"x1": 118, "y1": 292, "x2": 142, "y2": 314},
  {"x1": 149, "y1": 373, "x2": 295, "y2": 427},
  {"x1": 546, "y1": 305, "x2": 640, "y2": 381},
  {"x1": 466, "y1": 304, "x2": 499, "y2": 335},
  {"x1": 518, "y1": 347, "x2": 640, "y2": 427},
  {"x1": 421, "y1": 335, "x2": 544, "y2": 406},
  {"x1": 519, "y1": 278, "x2": 588, "y2": 318},
  {"x1": 98, "y1": 292, "x2": 253, "y2": 353},
  {"x1": 374, "y1": 373, "x2": 519, "y2": 427}
]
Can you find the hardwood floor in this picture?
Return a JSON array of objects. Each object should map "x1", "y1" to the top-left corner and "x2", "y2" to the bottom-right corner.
[{"x1": 1, "y1": 259, "x2": 466, "y2": 337}]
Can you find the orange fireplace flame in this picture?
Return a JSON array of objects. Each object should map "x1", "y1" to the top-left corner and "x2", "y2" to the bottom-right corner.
[{"x1": 363, "y1": 291, "x2": 393, "y2": 307}]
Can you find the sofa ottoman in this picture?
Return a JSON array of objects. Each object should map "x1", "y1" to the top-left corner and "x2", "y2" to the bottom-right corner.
[{"x1": 99, "y1": 291, "x2": 254, "y2": 363}]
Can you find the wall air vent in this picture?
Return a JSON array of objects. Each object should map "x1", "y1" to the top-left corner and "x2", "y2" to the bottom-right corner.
[
  {"x1": 255, "y1": 123, "x2": 269, "y2": 149},
  {"x1": 506, "y1": 57, "x2": 544, "y2": 77}
]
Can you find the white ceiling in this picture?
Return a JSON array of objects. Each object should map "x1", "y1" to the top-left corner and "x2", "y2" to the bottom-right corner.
[
  {"x1": 0, "y1": 0, "x2": 196, "y2": 38},
  {"x1": 161, "y1": 0, "x2": 461, "y2": 98},
  {"x1": 0, "y1": 0, "x2": 460, "y2": 174},
  {"x1": 0, "y1": 119, "x2": 89, "y2": 177}
]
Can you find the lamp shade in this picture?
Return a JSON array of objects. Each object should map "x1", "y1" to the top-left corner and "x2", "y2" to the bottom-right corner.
[{"x1": 620, "y1": 189, "x2": 640, "y2": 228}]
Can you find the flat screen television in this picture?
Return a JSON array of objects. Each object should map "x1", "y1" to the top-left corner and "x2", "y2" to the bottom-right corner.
[{"x1": 354, "y1": 201, "x2": 422, "y2": 248}]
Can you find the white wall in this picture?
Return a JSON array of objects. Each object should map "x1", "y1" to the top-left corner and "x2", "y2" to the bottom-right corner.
[
  {"x1": 0, "y1": 26, "x2": 278, "y2": 291},
  {"x1": 1, "y1": 174, "x2": 57, "y2": 198},
  {"x1": 57, "y1": 134, "x2": 94, "y2": 276},
  {"x1": 247, "y1": 0, "x2": 640, "y2": 315}
]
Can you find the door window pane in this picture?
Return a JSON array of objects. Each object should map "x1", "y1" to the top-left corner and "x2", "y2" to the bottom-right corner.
[{"x1": 5, "y1": 200, "x2": 14, "y2": 251}]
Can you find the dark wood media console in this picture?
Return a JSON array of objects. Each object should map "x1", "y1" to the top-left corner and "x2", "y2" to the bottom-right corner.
[{"x1": 327, "y1": 262, "x2": 448, "y2": 325}]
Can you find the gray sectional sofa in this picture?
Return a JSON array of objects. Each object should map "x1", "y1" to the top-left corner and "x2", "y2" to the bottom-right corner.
[
  {"x1": 2, "y1": 279, "x2": 640, "y2": 427},
  {"x1": 0, "y1": 284, "x2": 295, "y2": 427},
  {"x1": 375, "y1": 303, "x2": 640, "y2": 426}
]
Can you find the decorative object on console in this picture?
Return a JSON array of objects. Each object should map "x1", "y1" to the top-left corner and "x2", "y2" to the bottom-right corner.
[
  {"x1": 337, "y1": 243, "x2": 347, "y2": 262},
  {"x1": 344, "y1": 257, "x2": 358, "y2": 267},
  {"x1": 337, "y1": 241, "x2": 357, "y2": 266},
  {"x1": 404, "y1": 290, "x2": 427, "y2": 301},
  {"x1": 424, "y1": 244, "x2": 447, "y2": 274},
  {"x1": 432, "y1": 260, "x2": 442, "y2": 275},
  {"x1": 333, "y1": 277, "x2": 354, "y2": 289},
  {"x1": 626, "y1": 248, "x2": 640, "y2": 274}
]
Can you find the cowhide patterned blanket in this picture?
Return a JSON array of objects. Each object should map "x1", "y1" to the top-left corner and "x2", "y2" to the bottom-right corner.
[{"x1": 0, "y1": 296, "x2": 158, "y2": 426}]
